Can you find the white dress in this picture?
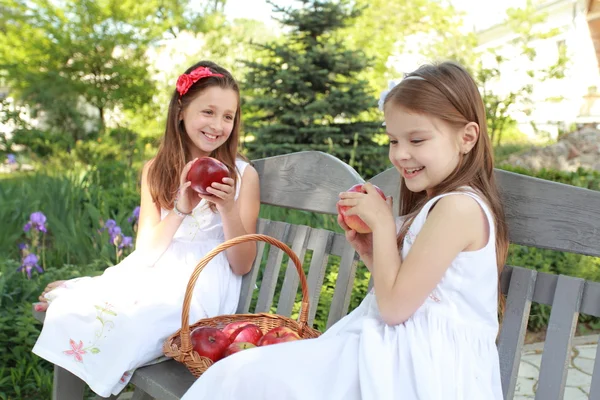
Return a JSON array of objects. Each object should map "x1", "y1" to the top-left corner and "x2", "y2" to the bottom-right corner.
[
  {"x1": 182, "y1": 190, "x2": 503, "y2": 400},
  {"x1": 33, "y1": 159, "x2": 249, "y2": 398}
]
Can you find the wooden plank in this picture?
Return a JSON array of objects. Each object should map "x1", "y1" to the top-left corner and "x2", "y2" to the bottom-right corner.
[
  {"x1": 326, "y1": 238, "x2": 359, "y2": 328},
  {"x1": 237, "y1": 219, "x2": 269, "y2": 313},
  {"x1": 497, "y1": 266, "x2": 537, "y2": 399},
  {"x1": 254, "y1": 221, "x2": 289, "y2": 313},
  {"x1": 589, "y1": 341, "x2": 600, "y2": 400},
  {"x1": 536, "y1": 275, "x2": 585, "y2": 400},
  {"x1": 52, "y1": 365, "x2": 85, "y2": 400},
  {"x1": 276, "y1": 224, "x2": 311, "y2": 317},
  {"x1": 129, "y1": 360, "x2": 195, "y2": 400},
  {"x1": 531, "y1": 271, "x2": 558, "y2": 306},
  {"x1": 580, "y1": 280, "x2": 600, "y2": 318},
  {"x1": 304, "y1": 229, "x2": 334, "y2": 326},
  {"x1": 130, "y1": 388, "x2": 155, "y2": 400},
  {"x1": 497, "y1": 169, "x2": 600, "y2": 257},
  {"x1": 370, "y1": 166, "x2": 600, "y2": 257},
  {"x1": 252, "y1": 151, "x2": 363, "y2": 214}
]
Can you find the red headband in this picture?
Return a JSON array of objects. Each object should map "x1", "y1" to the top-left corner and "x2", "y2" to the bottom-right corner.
[{"x1": 176, "y1": 66, "x2": 224, "y2": 97}]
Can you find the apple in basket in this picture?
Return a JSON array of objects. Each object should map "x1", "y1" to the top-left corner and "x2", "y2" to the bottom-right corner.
[
  {"x1": 257, "y1": 327, "x2": 301, "y2": 346},
  {"x1": 337, "y1": 183, "x2": 386, "y2": 234},
  {"x1": 190, "y1": 327, "x2": 230, "y2": 362},
  {"x1": 229, "y1": 324, "x2": 263, "y2": 346},
  {"x1": 186, "y1": 156, "x2": 230, "y2": 195},
  {"x1": 221, "y1": 321, "x2": 253, "y2": 339},
  {"x1": 223, "y1": 342, "x2": 256, "y2": 358}
]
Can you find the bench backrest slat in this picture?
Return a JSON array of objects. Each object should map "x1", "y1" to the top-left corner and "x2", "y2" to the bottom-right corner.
[
  {"x1": 254, "y1": 221, "x2": 291, "y2": 313},
  {"x1": 581, "y1": 280, "x2": 600, "y2": 317},
  {"x1": 535, "y1": 275, "x2": 585, "y2": 400},
  {"x1": 275, "y1": 224, "x2": 311, "y2": 317},
  {"x1": 237, "y1": 218, "x2": 269, "y2": 313},
  {"x1": 305, "y1": 229, "x2": 334, "y2": 325},
  {"x1": 497, "y1": 266, "x2": 537, "y2": 399},
  {"x1": 590, "y1": 345, "x2": 600, "y2": 399},
  {"x1": 326, "y1": 239, "x2": 359, "y2": 329},
  {"x1": 531, "y1": 271, "x2": 558, "y2": 306},
  {"x1": 584, "y1": 282, "x2": 600, "y2": 400}
]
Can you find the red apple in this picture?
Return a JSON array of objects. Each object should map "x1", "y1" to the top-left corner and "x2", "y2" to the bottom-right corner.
[
  {"x1": 190, "y1": 327, "x2": 230, "y2": 362},
  {"x1": 337, "y1": 183, "x2": 386, "y2": 234},
  {"x1": 257, "y1": 326, "x2": 301, "y2": 347},
  {"x1": 229, "y1": 324, "x2": 263, "y2": 346},
  {"x1": 221, "y1": 321, "x2": 252, "y2": 339},
  {"x1": 223, "y1": 342, "x2": 256, "y2": 358},
  {"x1": 186, "y1": 157, "x2": 230, "y2": 195}
]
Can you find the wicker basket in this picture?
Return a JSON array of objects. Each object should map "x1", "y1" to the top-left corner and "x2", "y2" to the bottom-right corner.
[{"x1": 163, "y1": 233, "x2": 321, "y2": 377}]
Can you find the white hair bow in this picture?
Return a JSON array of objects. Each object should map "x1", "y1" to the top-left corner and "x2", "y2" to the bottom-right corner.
[{"x1": 378, "y1": 80, "x2": 400, "y2": 112}]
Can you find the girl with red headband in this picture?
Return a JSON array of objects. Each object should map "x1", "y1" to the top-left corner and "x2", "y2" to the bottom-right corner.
[{"x1": 33, "y1": 61, "x2": 260, "y2": 397}]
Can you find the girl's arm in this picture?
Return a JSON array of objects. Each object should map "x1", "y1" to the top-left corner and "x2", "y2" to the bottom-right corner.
[
  {"x1": 219, "y1": 165, "x2": 260, "y2": 275},
  {"x1": 135, "y1": 159, "x2": 187, "y2": 262},
  {"x1": 372, "y1": 194, "x2": 488, "y2": 325}
]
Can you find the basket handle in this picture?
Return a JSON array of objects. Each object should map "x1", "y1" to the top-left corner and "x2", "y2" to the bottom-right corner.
[{"x1": 179, "y1": 233, "x2": 311, "y2": 353}]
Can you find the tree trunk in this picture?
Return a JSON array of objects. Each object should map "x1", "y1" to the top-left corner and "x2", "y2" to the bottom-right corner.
[{"x1": 98, "y1": 107, "x2": 105, "y2": 134}]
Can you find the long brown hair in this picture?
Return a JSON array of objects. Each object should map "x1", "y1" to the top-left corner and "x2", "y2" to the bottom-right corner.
[
  {"x1": 147, "y1": 61, "x2": 246, "y2": 211},
  {"x1": 385, "y1": 61, "x2": 509, "y2": 304}
]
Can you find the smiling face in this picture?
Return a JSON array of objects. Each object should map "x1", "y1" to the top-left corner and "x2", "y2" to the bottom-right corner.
[
  {"x1": 180, "y1": 86, "x2": 238, "y2": 158},
  {"x1": 385, "y1": 105, "x2": 468, "y2": 196}
]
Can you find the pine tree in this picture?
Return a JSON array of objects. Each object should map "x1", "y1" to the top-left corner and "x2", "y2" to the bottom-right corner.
[{"x1": 242, "y1": 0, "x2": 386, "y2": 177}]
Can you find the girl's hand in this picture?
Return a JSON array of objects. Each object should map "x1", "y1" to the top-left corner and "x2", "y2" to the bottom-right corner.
[
  {"x1": 337, "y1": 212, "x2": 374, "y2": 266},
  {"x1": 176, "y1": 158, "x2": 202, "y2": 214},
  {"x1": 199, "y1": 177, "x2": 236, "y2": 214},
  {"x1": 338, "y1": 183, "x2": 394, "y2": 233}
]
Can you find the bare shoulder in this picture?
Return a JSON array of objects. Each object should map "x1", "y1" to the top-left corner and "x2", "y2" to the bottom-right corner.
[
  {"x1": 241, "y1": 163, "x2": 259, "y2": 183},
  {"x1": 142, "y1": 157, "x2": 156, "y2": 174},
  {"x1": 428, "y1": 193, "x2": 489, "y2": 250},
  {"x1": 432, "y1": 193, "x2": 483, "y2": 218}
]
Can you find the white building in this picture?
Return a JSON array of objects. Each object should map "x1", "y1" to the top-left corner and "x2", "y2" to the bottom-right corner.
[{"x1": 476, "y1": 0, "x2": 600, "y2": 139}]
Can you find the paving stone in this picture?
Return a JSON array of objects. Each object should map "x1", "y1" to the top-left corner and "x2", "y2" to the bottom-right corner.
[
  {"x1": 575, "y1": 344, "x2": 598, "y2": 360},
  {"x1": 565, "y1": 367, "x2": 592, "y2": 389},
  {"x1": 514, "y1": 376, "x2": 537, "y2": 397},
  {"x1": 518, "y1": 360, "x2": 540, "y2": 379},
  {"x1": 521, "y1": 352, "x2": 543, "y2": 368},
  {"x1": 572, "y1": 356, "x2": 596, "y2": 375},
  {"x1": 563, "y1": 386, "x2": 589, "y2": 400},
  {"x1": 517, "y1": 338, "x2": 597, "y2": 399}
]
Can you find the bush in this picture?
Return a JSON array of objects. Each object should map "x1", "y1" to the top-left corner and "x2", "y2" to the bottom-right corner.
[{"x1": 0, "y1": 258, "x2": 108, "y2": 400}]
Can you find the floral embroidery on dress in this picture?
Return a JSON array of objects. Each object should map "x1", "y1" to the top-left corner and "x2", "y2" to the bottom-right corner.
[
  {"x1": 63, "y1": 339, "x2": 86, "y2": 362},
  {"x1": 63, "y1": 302, "x2": 117, "y2": 362},
  {"x1": 120, "y1": 370, "x2": 131, "y2": 383},
  {"x1": 428, "y1": 292, "x2": 441, "y2": 303}
]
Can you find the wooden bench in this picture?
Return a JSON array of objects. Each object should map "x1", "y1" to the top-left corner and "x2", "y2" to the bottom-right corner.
[{"x1": 33, "y1": 151, "x2": 600, "y2": 400}]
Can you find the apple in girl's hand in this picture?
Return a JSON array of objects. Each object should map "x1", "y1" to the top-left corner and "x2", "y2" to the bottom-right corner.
[
  {"x1": 257, "y1": 327, "x2": 300, "y2": 346},
  {"x1": 223, "y1": 342, "x2": 256, "y2": 358},
  {"x1": 229, "y1": 324, "x2": 263, "y2": 346},
  {"x1": 221, "y1": 321, "x2": 252, "y2": 339},
  {"x1": 186, "y1": 157, "x2": 230, "y2": 195},
  {"x1": 190, "y1": 327, "x2": 230, "y2": 362},
  {"x1": 337, "y1": 183, "x2": 386, "y2": 234}
]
